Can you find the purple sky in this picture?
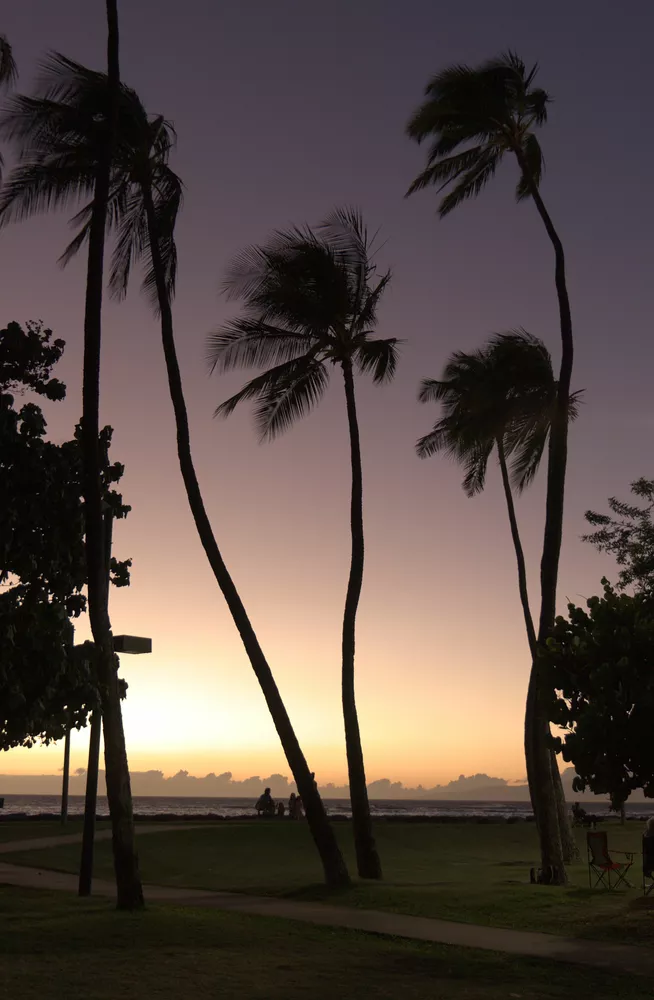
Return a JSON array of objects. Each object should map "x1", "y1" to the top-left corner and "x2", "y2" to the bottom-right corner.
[{"x1": 2, "y1": 1, "x2": 653, "y2": 784}]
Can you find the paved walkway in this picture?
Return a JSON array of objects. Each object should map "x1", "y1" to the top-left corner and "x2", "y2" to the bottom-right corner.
[{"x1": 0, "y1": 829, "x2": 653, "y2": 978}]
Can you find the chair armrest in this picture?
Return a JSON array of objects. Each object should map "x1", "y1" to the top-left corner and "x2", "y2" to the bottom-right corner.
[{"x1": 611, "y1": 850, "x2": 634, "y2": 861}]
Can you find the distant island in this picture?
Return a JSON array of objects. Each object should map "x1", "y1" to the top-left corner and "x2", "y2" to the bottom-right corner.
[{"x1": 1, "y1": 767, "x2": 649, "y2": 803}]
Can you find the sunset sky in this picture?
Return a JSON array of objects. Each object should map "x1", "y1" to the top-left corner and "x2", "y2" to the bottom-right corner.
[{"x1": 2, "y1": 1, "x2": 652, "y2": 787}]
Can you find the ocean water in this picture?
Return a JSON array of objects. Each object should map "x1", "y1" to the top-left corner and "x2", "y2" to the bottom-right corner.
[{"x1": 1, "y1": 795, "x2": 653, "y2": 821}]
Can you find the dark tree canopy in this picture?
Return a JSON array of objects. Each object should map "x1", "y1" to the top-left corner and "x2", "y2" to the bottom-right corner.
[
  {"x1": 546, "y1": 581, "x2": 654, "y2": 808},
  {"x1": 0, "y1": 323, "x2": 130, "y2": 750},
  {"x1": 583, "y1": 478, "x2": 654, "y2": 595},
  {"x1": 0, "y1": 321, "x2": 65, "y2": 399}
]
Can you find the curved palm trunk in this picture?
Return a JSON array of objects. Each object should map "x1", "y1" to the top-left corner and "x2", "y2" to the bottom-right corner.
[
  {"x1": 142, "y1": 188, "x2": 349, "y2": 888},
  {"x1": 516, "y1": 153, "x2": 575, "y2": 885},
  {"x1": 497, "y1": 437, "x2": 537, "y2": 652},
  {"x1": 497, "y1": 438, "x2": 577, "y2": 864},
  {"x1": 340, "y1": 359, "x2": 382, "y2": 880},
  {"x1": 81, "y1": 0, "x2": 142, "y2": 909}
]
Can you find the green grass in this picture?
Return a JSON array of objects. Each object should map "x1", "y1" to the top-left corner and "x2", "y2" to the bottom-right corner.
[
  {"x1": 5, "y1": 819, "x2": 654, "y2": 946},
  {"x1": 0, "y1": 886, "x2": 649, "y2": 1000},
  {"x1": 0, "y1": 819, "x2": 110, "y2": 843}
]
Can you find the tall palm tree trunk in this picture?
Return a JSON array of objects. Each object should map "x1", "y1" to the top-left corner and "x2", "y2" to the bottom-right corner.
[
  {"x1": 80, "y1": 0, "x2": 142, "y2": 910},
  {"x1": 340, "y1": 359, "x2": 382, "y2": 880},
  {"x1": 497, "y1": 437, "x2": 536, "y2": 652},
  {"x1": 497, "y1": 438, "x2": 577, "y2": 864},
  {"x1": 517, "y1": 154, "x2": 575, "y2": 884},
  {"x1": 142, "y1": 188, "x2": 349, "y2": 888}
]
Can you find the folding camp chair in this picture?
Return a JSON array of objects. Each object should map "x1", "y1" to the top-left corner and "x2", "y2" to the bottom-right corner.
[
  {"x1": 587, "y1": 831, "x2": 634, "y2": 889},
  {"x1": 643, "y1": 836, "x2": 654, "y2": 896}
]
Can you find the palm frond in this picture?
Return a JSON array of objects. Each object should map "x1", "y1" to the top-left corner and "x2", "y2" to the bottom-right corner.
[
  {"x1": 461, "y1": 441, "x2": 493, "y2": 496},
  {"x1": 417, "y1": 378, "x2": 445, "y2": 404},
  {"x1": 214, "y1": 353, "x2": 328, "y2": 440},
  {"x1": 416, "y1": 424, "x2": 448, "y2": 459},
  {"x1": 356, "y1": 270, "x2": 392, "y2": 331},
  {"x1": 58, "y1": 177, "x2": 128, "y2": 267},
  {"x1": 516, "y1": 132, "x2": 544, "y2": 200},
  {"x1": 207, "y1": 318, "x2": 311, "y2": 373},
  {"x1": 253, "y1": 358, "x2": 329, "y2": 439},
  {"x1": 0, "y1": 35, "x2": 17, "y2": 89},
  {"x1": 508, "y1": 415, "x2": 550, "y2": 493},
  {"x1": 438, "y1": 151, "x2": 500, "y2": 217},
  {"x1": 404, "y1": 145, "x2": 487, "y2": 197},
  {"x1": 222, "y1": 225, "x2": 318, "y2": 303},
  {"x1": 319, "y1": 205, "x2": 370, "y2": 266},
  {"x1": 354, "y1": 337, "x2": 400, "y2": 384},
  {"x1": 0, "y1": 157, "x2": 97, "y2": 226},
  {"x1": 108, "y1": 187, "x2": 148, "y2": 300},
  {"x1": 139, "y1": 166, "x2": 183, "y2": 309},
  {"x1": 223, "y1": 233, "x2": 349, "y2": 335}
]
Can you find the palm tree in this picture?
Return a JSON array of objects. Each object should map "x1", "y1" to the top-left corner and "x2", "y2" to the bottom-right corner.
[
  {"x1": 406, "y1": 52, "x2": 574, "y2": 882},
  {"x1": 208, "y1": 209, "x2": 399, "y2": 879},
  {"x1": 80, "y1": 0, "x2": 143, "y2": 911},
  {"x1": 0, "y1": 13, "x2": 144, "y2": 906},
  {"x1": 0, "y1": 57, "x2": 350, "y2": 889},
  {"x1": 416, "y1": 331, "x2": 580, "y2": 863}
]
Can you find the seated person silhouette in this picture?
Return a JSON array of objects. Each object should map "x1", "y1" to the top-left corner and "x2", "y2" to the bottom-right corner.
[{"x1": 255, "y1": 787, "x2": 276, "y2": 816}]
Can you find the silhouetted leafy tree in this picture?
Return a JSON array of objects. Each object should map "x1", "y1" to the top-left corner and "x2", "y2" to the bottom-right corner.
[
  {"x1": 0, "y1": 52, "x2": 350, "y2": 888},
  {"x1": 547, "y1": 581, "x2": 654, "y2": 812},
  {"x1": 583, "y1": 479, "x2": 654, "y2": 595},
  {"x1": 407, "y1": 52, "x2": 575, "y2": 882},
  {"x1": 0, "y1": 321, "x2": 65, "y2": 400},
  {"x1": 209, "y1": 208, "x2": 400, "y2": 880},
  {"x1": 0, "y1": 323, "x2": 130, "y2": 751}
]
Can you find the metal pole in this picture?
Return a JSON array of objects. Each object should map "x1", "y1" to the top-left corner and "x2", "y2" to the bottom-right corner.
[
  {"x1": 78, "y1": 708, "x2": 101, "y2": 896},
  {"x1": 60, "y1": 727, "x2": 71, "y2": 826},
  {"x1": 78, "y1": 500, "x2": 113, "y2": 896}
]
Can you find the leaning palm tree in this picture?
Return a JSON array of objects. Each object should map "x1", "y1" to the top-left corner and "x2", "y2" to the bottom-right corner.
[
  {"x1": 208, "y1": 209, "x2": 399, "y2": 879},
  {"x1": 417, "y1": 332, "x2": 555, "y2": 654},
  {"x1": 416, "y1": 331, "x2": 581, "y2": 863},
  {"x1": 416, "y1": 330, "x2": 579, "y2": 863},
  {"x1": 0, "y1": 57, "x2": 349, "y2": 888},
  {"x1": 407, "y1": 52, "x2": 574, "y2": 882}
]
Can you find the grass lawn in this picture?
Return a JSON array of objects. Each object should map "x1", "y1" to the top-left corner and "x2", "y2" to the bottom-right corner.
[
  {"x1": 0, "y1": 886, "x2": 650, "y2": 1000},
  {"x1": 4, "y1": 819, "x2": 654, "y2": 946},
  {"x1": 0, "y1": 819, "x2": 110, "y2": 843}
]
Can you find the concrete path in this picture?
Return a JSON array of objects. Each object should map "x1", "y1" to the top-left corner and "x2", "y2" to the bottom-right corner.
[{"x1": 0, "y1": 831, "x2": 653, "y2": 978}]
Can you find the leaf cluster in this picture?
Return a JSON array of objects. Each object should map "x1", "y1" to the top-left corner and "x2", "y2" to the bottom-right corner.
[
  {"x1": 545, "y1": 580, "x2": 654, "y2": 807},
  {"x1": 583, "y1": 479, "x2": 654, "y2": 594}
]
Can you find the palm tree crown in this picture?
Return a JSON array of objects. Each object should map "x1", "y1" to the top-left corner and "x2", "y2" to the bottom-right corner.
[
  {"x1": 417, "y1": 330, "x2": 579, "y2": 495},
  {"x1": 207, "y1": 208, "x2": 400, "y2": 436},
  {"x1": 406, "y1": 51, "x2": 549, "y2": 214},
  {"x1": 0, "y1": 54, "x2": 182, "y2": 305}
]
